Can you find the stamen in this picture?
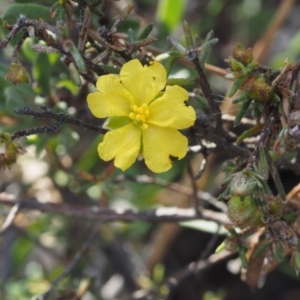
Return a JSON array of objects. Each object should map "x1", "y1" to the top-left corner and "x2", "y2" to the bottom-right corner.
[
  {"x1": 129, "y1": 112, "x2": 136, "y2": 119},
  {"x1": 129, "y1": 103, "x2": 150, "y2": 129}
]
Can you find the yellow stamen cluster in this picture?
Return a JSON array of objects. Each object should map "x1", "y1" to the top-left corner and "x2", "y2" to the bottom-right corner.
[{"x1": 129, "y1": 103, "x2": 150, "y2": 129}]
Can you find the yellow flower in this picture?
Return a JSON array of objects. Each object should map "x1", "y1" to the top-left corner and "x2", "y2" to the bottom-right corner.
[{"x1": 87, "y1": 59, "x2": 196, "y2": 173}]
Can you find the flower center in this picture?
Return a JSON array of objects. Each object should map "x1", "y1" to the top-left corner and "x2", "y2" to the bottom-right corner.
[{"x1": 129, "y1": 103, "x2": 149, "y2": 129}]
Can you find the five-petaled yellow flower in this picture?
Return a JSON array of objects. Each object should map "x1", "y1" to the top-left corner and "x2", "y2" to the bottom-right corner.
[{"x1": 87, "y1": 59, "x2": 196, "y2": 173}]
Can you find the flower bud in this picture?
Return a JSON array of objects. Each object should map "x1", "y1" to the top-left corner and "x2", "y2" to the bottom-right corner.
[
  {"x1": 244, "y1": 77, "x2": 273, "y2": 102},
  {"x1": 227, "y1": 195, "x2": 263, "y2": 228},
  {"x1": 5, "y1": 62, "x2": 30, "y2": 85},
  {"x1": 230, "y1": 171, "x2": 256, "y2": 197},
  {"x1": 0, "y1": 133, "x2": 25, "y2": 169},
  {"x1": 232, "y1": 44, "x2": 253, "y2": 66}
]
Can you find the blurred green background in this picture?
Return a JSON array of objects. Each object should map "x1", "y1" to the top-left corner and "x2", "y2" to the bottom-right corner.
[{"x1": 1, "y1": 0, "x2": 300, "y2": 300}]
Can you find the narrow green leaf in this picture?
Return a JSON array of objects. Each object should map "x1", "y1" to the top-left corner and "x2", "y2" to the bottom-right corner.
[
  {"x1": 234, "y1": 97, "x2": 252, "y2": 127},
  {"x1": 183, "y1": 20, "x2": 194, "y2": 48},
  {"x1": 232, "y1": 92, "x2": 248, "y2": 104},
  {"x1": 137, "y1": 23, "x2": 153, "y2": 40},
  {"x1": 236, "y1": 124, "x2": 264, "y2": 145},
  {"x1": 266, "y1": 150, "x2": 286, "y2": 202},
  {"x1": 166, "y1": 78, "x2": 196, "y2": 86},
  {"x1": 228, "y1": 78, "x2": 245, "y2": 97},
  {"x1": 238, "y1": 245, "x2": 248, "y2": 268},
  {"x1": 98, "y1": 64, "x2": 120, "y2": 74},
  {"x1": 127, "y1": 28, "x2": 135, "y2": 43},
  {"x1": 258, "y1": 146, "x2": 269, "y2": 179},
  {"x1": 167, "y1": 37, "x2": 187, "y2": 52},
  {"x1": 180, "y1": 220, "x2": 228, "y2": 235},
  {"x1": 33, "y1": 53, "x2": 51, "y2": 95},
  {"x1": 69, "y1": 43, "x2": 85, "y2": 72},
  {"x1": 253, "y1": 241, "x2": 271, "y2": 258}
]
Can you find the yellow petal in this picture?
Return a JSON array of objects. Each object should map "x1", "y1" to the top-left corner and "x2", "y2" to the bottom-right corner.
[
  {"x1": 120, "y1": 59, "x2": 166, "y2": 106},
  {"x1": 98, "y1": 123, "x2": 141, "y2": 171},
  {"x1": 147, "y1": 85, "x2": 196, "y2": 129},
  {"x1": 87, "y1": 74, "x2": 134, "y2": 118},
  {"x1": 142, "y1": 125, "x2": 188, "y2": 173}
]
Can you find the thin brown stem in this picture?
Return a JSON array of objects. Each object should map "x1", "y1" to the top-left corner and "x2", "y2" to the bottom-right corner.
[{"x1": 0, "y1": 195, "x2": 230, "y2": 224}]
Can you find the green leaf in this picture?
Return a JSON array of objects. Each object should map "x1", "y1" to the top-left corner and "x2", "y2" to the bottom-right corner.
[
  {"x1": 56, "y1": 79, "x2": 79, "y2": 95},
  {"x1": 166, "y1": 78, "x2": 196, "y2": 86},
  {"x1": 236, "y1": 123, "x2": 263, "y2": 145},
  {"x1": 2, "y1": 4, "x2": 53, "y2": 24},
  {"x1": 258, "y1": 146, "x2": 269, "y2": 179},
  {"x1": 4, "y1": 84, "x2": 35, "y2": 111},
  {"x1": 137, "y1": 23, "x2": 153, "y2": 40},
  {"x1": 20, "y1": 38, "x2": 36, "y2": 63},
  {"x1": 228, "y1": 78, "x2": 245, "y2": 97},
  {"x1": 234, "y1": 97, "x2": 252, "y2": 127},
  {"x1": 69, "y1": 43, "x2": 85, "y2": 72},
  {"x1": 127, "y1": 28, "x2": 135, "y2": 43},
  {"x1": 103, "y1": 116, "x2": 131, "y2": 130},
  {"x1": 238, "y1": 245, "x2": 248, "y2": 268},
  {"x1": 99, "y1": 64, "x2": 120, "y2": 74},
  {"x1": 156, "y1": 0, "x2": 185, "y2": 32},
  {"x1": 75, "y1": 136, "x2": 103, "y2": 171},
  {"x1": 33, "y1": 53, "x2": 51, "y2": 95},
  {"x1": 180, "y1": 220, "x2": 228, "y2": 235},
  {"x1": 11, "y1": 236, "x2": 33, "y2": 270},
  {"x1": 267, "y1": 150, "x2": 286, "y2": 202},
  {"x1": 183, "y1": 20, "x2": 194, "y2": 48},
  {"x1": 14, "y1": 0, "x2": 53, "y2": 5},
  {"x1": 232, "y1": 93, "x2": 248, "y2": 104}
]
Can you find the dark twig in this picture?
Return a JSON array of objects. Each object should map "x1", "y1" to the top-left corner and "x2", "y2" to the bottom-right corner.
[
  {"x1": 248, "y1": 108, "x2": 278, "y2": 167},
  {"x1": 194, "y1": 142, "x2": 208, "y2": 180},
  {"x1": 0, "y1": 196, "x2": 230, "y2": 224},
  {"x1": 11, "y1": 32, "x2": 29, "y2": 63},
  {"x1": 1, "y1": 16, "x2": 106, "y2": 78},
  {"x1": 0, "y1": 15, "x2": 28, "y2": 49},
  {"x1": 12, "y1": 105, "x2": 107, "y2": 140},
  {"x1": 199, "y1": 224, "x2": 221, "y2": 260},
  {"x1": 187, "y1": 161, "x2": 202, "y2": 214},
  {"x1": 194, "y1": 117, "x2": 251, "y2": 158},
  {"x1": 33, "y1": 222, "x2": 100, "y2": 300},
  {"x1": 78, "y1": 6, "x2": 91, "y2": 53},
  {"x1": 189, "y1": 53, "x2": 225, "y2": 136},
  {"x1": 162, "y1": 226, "x2": 223, "y2": 299},
  {"x1": 190, "y1": 55, "x2": 221, "y2": 118},
  {"x1": 165, "y1": 250, "x2": 235, "y2": 300}
]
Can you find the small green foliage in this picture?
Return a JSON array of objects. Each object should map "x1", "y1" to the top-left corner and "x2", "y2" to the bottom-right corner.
[{"x1": 2, "y1": 4, "x2": 53, "y2": 24}]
